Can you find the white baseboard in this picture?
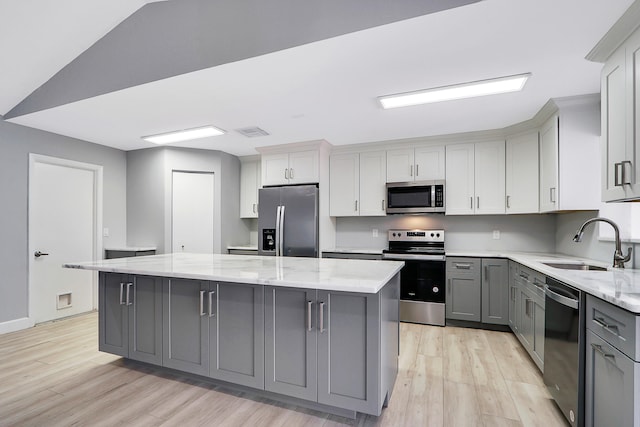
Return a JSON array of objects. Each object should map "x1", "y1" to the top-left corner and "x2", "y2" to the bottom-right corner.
[{"x1": 0, "y1": 317, "x2": 34, "y2": 335}]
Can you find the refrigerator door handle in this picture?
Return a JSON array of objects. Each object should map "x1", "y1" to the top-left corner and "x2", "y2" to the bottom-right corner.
[
  {"x1": 279, "y1": 205, "x2": 285, "y2": 256},
  {"x1": 275, "y1": 205, "x2": 281, "y2": 256}
]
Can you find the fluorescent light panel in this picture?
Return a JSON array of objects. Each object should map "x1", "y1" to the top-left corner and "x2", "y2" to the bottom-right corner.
[
  {"x1": 142, "y1": 125, "x2": 225, "y2": 144},
  {"x1": 379, "y1": 73, "x2": 531, "y2": 109}
]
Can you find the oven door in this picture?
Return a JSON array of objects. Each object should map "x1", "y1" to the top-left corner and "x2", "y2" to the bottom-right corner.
[{"x1": 399, "y1": 259, "x2": 446, "y2": 303}]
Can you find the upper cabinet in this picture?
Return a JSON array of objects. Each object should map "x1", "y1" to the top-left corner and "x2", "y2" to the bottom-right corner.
[
  {"x1": 386, "y1": 146, "x2": 445, "y2": 183},
  {"x1": 506, "y1": 132, "x2": 539, "y2": 214},
  {"x1": 330, "y1": 151, "x2": 386, "y2": 217},
  {"x1": 445, "y1": 141, "x2": 505, "y2": 215},
  {"x1": 600, "y1": 29, "x2": 640, "y2": 201},
  {"x1": 240, "y1": 159, "x2": 261, "y2": 218},
  {"x1": 538, "y1": 97, "x2": 601, "y2": 213},
  {"x1": 262, "y1": 150, "x2": 319, "y2": 186}
]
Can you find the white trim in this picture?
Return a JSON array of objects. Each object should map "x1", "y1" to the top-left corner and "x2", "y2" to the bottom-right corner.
[
  {"x1": 28, "y1": 154, "x2": 103, "y2": 324},
  {"x1": 0, "y1": 317, "x2": 34, "y2": 335}
]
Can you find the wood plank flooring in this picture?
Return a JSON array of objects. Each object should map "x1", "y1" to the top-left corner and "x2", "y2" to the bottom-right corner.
[{"x1": 0, "y1": 313, "x2": 568, "y2": 426}]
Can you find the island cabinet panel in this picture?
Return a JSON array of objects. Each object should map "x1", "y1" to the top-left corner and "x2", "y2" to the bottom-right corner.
[
  {"x1": 209, "y1": 282, "x2": 264, "y2": 389},
  {"x1": 99, "y1": 272, "x2": 162, "y2": 364},
  {"x1": 265, "y1": 287, "x2": 318, "y2": 402},
  {"x1": 162, "y1": 278, "x2": 210, "y2": 376},
  {"x1": 317, "y1": 290, "x2": 380, "y2": 415}
]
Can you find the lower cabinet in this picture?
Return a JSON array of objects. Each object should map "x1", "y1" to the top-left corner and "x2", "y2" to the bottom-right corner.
[
  {"x1": 508, "y1": 261, "x2": 519, "y2": 332},
  {"x1": 163, "y1": 278, "x2": 264, "y2": 388},
  {"x1": 99, "y1": 272, "x2": 163, "y2": 364},
  {"x1": 264, "y1": 286, "x2": 393, "y2": 415},
  {"x1": 446, "y1": 257, "x2": 509, "y2": 325}
]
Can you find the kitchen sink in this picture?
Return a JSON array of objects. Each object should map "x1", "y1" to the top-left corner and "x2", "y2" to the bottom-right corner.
[{"x1": 541, "y1": 262, "x2": 608, "y2": 271}]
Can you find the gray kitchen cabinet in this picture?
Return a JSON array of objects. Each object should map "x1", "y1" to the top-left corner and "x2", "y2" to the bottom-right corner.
[
  {"x1": 163, "y1": 278, "x2": 265, "y2": 386},
  {"x1": 99, "y1": 272, "x2": 162, "y2": 364},
  {"x1": 162, "y1": 278, "x2": 209, "y2": 376},
  {"x1": 264, "y1": 286, "x2": 318, "y2": 402},
  {"x1": 481, "y1": 258, "x2": 509, "y2": 325},
  {"x1": 508, "y1": 261, "x2": 519, "y2": 332},
  {"x1": 585, "y1": 295, "x2": 640, "y2": 427},
  {"x1": 446, "y1": 257, "x2": 481, "y2": 322}
]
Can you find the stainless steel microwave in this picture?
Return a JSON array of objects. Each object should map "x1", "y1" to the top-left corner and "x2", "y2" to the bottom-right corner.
[{"x1": 386, "y1": 180, "x2": 445, "y2": 214}]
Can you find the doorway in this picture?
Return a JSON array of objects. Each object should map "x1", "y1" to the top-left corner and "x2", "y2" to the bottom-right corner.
[
  {"x1": 171, "y1": 170, "x2": 214, "y2": 253},
  {"x1": 28, "y1": 154, "x2": 102, "y2": 324}
]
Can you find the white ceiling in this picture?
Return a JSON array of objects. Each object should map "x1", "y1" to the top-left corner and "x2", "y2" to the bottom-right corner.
[{"x1": 2, "y1": 0, "x2": 634, "y2": 157}]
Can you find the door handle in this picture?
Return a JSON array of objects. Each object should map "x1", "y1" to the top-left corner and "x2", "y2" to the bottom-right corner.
[
  {"x1": 416, "y1": 164, "x2": 419, "y2": 177},
  {"x1": 621, "y1": 160, "x2": 632, "y2": 185},
  {"x1": 614, "y1": 162, "x2": 622, "y2": 187},
  {"x1": 119, "y1": 283, "x2": 126, "y2": 305},
  {"x1": 591, "y1": 343, "x2": 616, "y2": 361},
  {"x1": 307, "y1": 300, "x2": 313, "y2": 332},
  {"x1": 284, "y1": 168, "x2": 289, "y2": 180},
  {"x1": 208, "y1": 290, "x2": 216, "y2": 317},
  {"x1": 319, "y1": 301, "x2": 325, "y2": 333},
  {"x1": 34, "y1": 251, "x2": 49, "y2": 258},
  {"x1": 289, "y1": 168, "x2": 294, "y2": 179},
  {"x1": 126, "y1": 283, "x2": 133, "y2": 306},
  {"x1": 199, "y1": 290, "x2": 206, "y2": 316}
]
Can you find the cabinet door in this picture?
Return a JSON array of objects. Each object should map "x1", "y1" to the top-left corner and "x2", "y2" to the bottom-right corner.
[
  {"x1": 386, "y1": 148, "x2": 414, "y2": 183},
  {"x1": 539, "y1": 116, "x2": 559, "y2": 212},
  {"x1": 329, "y1": 153, "x2": 359, "y2": 217},
  {"x1": 414, "y1": 145, "x2": 445, "y2": 180},
  {"x1": 99, "y1": 272, "x2": 128, "y2": 357},
  {"x1": 317, "y1": 290, "x2": 379, "y2": 414},
  {"x1": 240, "y1": 161, "x2": 260, "y2": 218},
  {"x1": 264, "y1": 286, "x2": 317, "y2": 401},
  {"x1": 532, "y1": 300, "x2": 545, "y2": 370},
  {"x1": 475, "y1": 140, "x2": 506, "y2": 214},
  {"x1": 517, "y1": 289, "x2": 534, "y2": 352},
  {"x1": 628, "y1": 30, "x2": 640, "y2": 200},
  {"x1": 209, "y1": 282, "x2": 264, "y2": 389},
  {"x1": 446, "y1": 258, "x2": 481, "y2": 322},
  {"x1": 359, "y1": 151, "x2": 386, "y2": 216},
  {"x1": 129, "y1": 275, "x2": 163, "y2": 364},
  {"x1": 481, "y1": 259, "x2": 509, "y2": 325},
  {"x1": 506, "y1": 132, "x2": 539, "y2": 213},
  {"x1": 601, "y1": 47, "x2": 629, "y2": 201},
  {"x1": 163, "y1": 278, "x2": 209, "y2": 376},
  {"x1": 289, "y1": 150, "x2": 319, "y2": 184},
  {"x1": 585, "y1": 330, "x2": 637, "y2": 427},
  {"x1": 262, "y1": 153, "x2": 289, "y2": 186},
  {"x1": 445, "y1": 143, "x2": 475, "y2": 215}
]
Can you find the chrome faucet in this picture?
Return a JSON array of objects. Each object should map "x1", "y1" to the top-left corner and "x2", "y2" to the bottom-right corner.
[{"x1": 573, "y1": 217, "x2": 632, "y2": 268}]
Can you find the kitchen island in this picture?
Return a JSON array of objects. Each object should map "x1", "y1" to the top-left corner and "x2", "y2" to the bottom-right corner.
[{"x1": 64, "y1": 253, "x2": 404, "y2": 419}]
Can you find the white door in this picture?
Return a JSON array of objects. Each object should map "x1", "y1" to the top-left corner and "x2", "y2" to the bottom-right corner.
[
  {"x1": 475, "y1": 140, "x2": 506, "y2": 215},
  {"x1": 359, "y1": 151, "x2": 387, "y2": 216},
  {"x1": 29, "y1": 156, "x2": 101, "y2": 324},
  {"x1": 414, "y1": 145, "x2": 445, "y2": 180},
  {"x1": 172, "y1": 171, "x2": 214, "y2": 253},
  {"x1": 288, "y1": 150, "x2": 319, "y2": 184},
  {"x1": 539, "y1": 116, "x2": 559, "y2": 212},
  {"x1": 329, "y1": 153, "x2": 359, "y2": 217},
  {"x1": 506, "y1": 132, "x2": 539, "y2": 214},
  {"x1": 445, "y1": 143, "x2": 475, "y2": 215},
  {"x1": 386, "y1": 148, "x2": 414, "y2": 183}
]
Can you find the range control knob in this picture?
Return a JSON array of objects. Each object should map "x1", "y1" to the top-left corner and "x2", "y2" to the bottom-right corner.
[
  {"x1": 430, "y1": 233, "x2": 434, "y2": 237},
  {"x1": 432, "y1": 287, "x2": 439, "y2": 293},
  {"x1": 436, "y1": 233, "x2": 441, "y2": 237}
]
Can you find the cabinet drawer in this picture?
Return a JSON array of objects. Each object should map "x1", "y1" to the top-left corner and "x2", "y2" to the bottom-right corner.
[
  {"x1": 446, "y1": 257, "x2": 481, "y2": 275},
  {"x1": 586, "y1": 295, "x2": 640, "y2": 361},
  {"x1": 515, "y1": 265, "x2": 545, "y2": 303}
]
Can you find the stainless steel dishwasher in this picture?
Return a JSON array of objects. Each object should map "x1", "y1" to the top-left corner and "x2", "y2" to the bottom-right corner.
[{"x1": 544, "y1": 277, "x2": 585, "y2": 427}]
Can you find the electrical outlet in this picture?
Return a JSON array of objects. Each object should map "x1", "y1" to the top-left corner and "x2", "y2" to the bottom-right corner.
[
  {"x1": 492, "y1": 230, "x2": 500, "y2": 240},
  {"x1": 103, "y1": 227, "x2": 110, "y2": 237},
  {"x1": 372, "y1": 229, "x2": 379, "y2": 238}
]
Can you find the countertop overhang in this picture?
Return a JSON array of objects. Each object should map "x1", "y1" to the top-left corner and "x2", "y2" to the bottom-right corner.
[{"x1": 64, "y1": 253, "x2": 404, "y2": 294}]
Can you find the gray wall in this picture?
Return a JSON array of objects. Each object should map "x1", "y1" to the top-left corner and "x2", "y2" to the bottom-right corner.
[
  {"x1": 0, "y1": 119, "x2": 127, "y2": 324},
  {"x1": 334, "y1": 214, "x2": 557, "y2": 253},
  {"x1": 127, "y1": 147, "x2": 246, "y2": 254}
]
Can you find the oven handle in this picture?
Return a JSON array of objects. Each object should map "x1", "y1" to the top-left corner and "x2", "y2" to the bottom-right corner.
[
  {"x1": 545, "y1": 285, "x2": 579, "y2": 309},
  {"x1": 382, "y1": 253, "x2": 445, "y2": 261}
]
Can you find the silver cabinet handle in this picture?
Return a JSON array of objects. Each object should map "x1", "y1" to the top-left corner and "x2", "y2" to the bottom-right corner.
[
  {"x1": 126, "y1": 283, "x2": 133, "y2": 306},
  {"x1": 506, "y1": 195, "x2": 510, "y2": 209},
  {"x1": 319, "y1": 301, "x2": 325, "y2": 333},
  {"x1": 290, "y1": 168, "x2": 294, "y2": 179},
  {"x1": 355, "y1": 200, "x2": 358, "y2": 212},
  {"x1": 470, "y1": 197, "x2": 473, "y2": 209},
  {"x1": 416, "y1": 164, "x2": 419, "y2": 177},
  {"x1": 382, "y1": 199, "x2": 385, "y2": 211},
  {"x1": 477, "y1": 196, "x2": 480, "y2": 210},
  {"x1": 119, "y1": 283, "x2": 125, "y2": 305},
  {"x1": 591, "y1": 343, "x2": 616, "y2": 361},
  {"x1": 594, "y1": 316, "x2": 619, "y2": 334},
  {"x1": 455, "y1": 263, "x2": 472, "y2": 269},
  {"x1": 550, "y1": 187, "x2": 556, "y2": 203},
  {"x1": 447, "y1": 279, "x2": 451, "y2": 295},
  {"x1": 510, "y1": 287, "x2": 515, "y2": 301},
  {"x1": 525, "y1": 299, "x2": 532, "y2": 317},
  {"x1": 621, "y1": 160, "x2": 632, "y2": 185},
  {"x1": 252, "y1": 203, "x2": 256, "y2": 213},
  {"x1": 208, "y1": 290, "x2": 216, "y2": 317},
  {"x1": 484, "y1": 266, "x2": 489, "y2": 281},
  {"x1": 199, "y1": 290, "x2": 206, "y2": 316},
  {"x1": 410, "y1": 165, "x2": 413, "y2": 177},
  {"x1": 532, "y1": 278, "x2": 544, "y2": 289},
  {"x1": 614, "y1": 162, "x2": 622, "y2": 187},
  {"x1": 307, "y1": 300, "x2": 313, "y2": 332}
]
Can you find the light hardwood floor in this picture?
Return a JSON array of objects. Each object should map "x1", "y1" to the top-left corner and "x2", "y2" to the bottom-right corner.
[{"x1": 0, "y1": 313, "x2": 568, "y2": 426}]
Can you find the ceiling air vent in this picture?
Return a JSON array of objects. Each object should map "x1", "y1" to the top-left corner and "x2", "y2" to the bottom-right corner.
[{"x1": 235, "y1": 127, "x2": 270, "y2": 138}]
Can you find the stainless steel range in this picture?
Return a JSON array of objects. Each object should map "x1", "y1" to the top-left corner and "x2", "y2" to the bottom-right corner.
[{"x1": 382, "y1": 229, "x2": 446, "y2": 326}]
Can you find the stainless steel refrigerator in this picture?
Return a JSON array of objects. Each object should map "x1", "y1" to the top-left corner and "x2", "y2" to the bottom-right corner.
[{"x1": 258, "y1": 185, "x2": 319, "y2": 257}]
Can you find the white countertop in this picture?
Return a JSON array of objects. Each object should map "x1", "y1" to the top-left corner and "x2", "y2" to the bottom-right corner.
[
  {"x1": 64, "y1": 253, "x2": 404, "y2": 294},
  {"x1": 448, "y1": 251, "x2": 640, "y2": 313},
  {"x1": 227, "y1": 246, "x2": 258, "y2": 251},
  {"x1": 322, "y1": 248, "x2": 384, "y2": 255}
]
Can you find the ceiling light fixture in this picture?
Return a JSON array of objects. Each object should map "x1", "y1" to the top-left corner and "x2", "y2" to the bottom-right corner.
[
  {"x1": 142, "y1": 125, "x2": 226, "y2": 144},
  {"x1": 378, "y1": 73, "x2": 531, "y2": 109}
]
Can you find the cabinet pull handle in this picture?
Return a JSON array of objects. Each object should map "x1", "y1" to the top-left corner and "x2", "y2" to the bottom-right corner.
[
  {"x1": 252, "y1": 203, "x2": 256, "y2": 213},
  {"x1": 591, "y1": 343, "x2": 616, "y2": 361},
  {"x1": 126, "y1": 283, "x2": 133, "y2": 306},
  {"x1": 355, "y1": 200, "x2": 358, "y2": 212},
  {"x1": 477, "y1": 196, "x2": 480, "y2": 210},
  {"x1": 455, "y1": 263, "x2": 472, "y2": 269},
  {"x1": 208, "y1": 290, "x2": 216, "y2": 317},
  {"x1": 410, "y1": 165, "x2": 413, "y2": 177},
  {"x1": 621, "y1": 160, "x2": 632, "y2": 185},
  {"x1": 319, "y1": 301, "x2": 325, "y2": 333},
  {"x1": 416, "y1": 164, "x2": 419, "y2": 177},
  {"x1": 594, "y1": 316, "x2": 619, "y2": 334},
  {"x1": 614, "y1": 162, "x2": 622, "y2": 187},
  {"x1": 510, "y1": 287, "x2": 515, "y2": 301},
  {"x1": 119, "y1": 283, "x2": 125, "y2": 305},
  {"x1": 470, "y1": 197, "x2": 473, "y2": 209},
  {"x1": 199, "y1": 290, "x2": 206, "y2": 316},
  {"x1": 307, "y1": 300, "x2": 313, "y2": 332},
  {"x1": 284, "y1": 168, "x2": 289, "y2": 180},
  {"x1": 290, "y1": 168, "x2": 294, "y2": 179},
  {"x1": 382, "y1": 199, "x2": 385, "y2": 211},
  {"x1": 550, "y1": 187, "x2": 556, "y2": 203},
  {"x1": 506, "y1": 195, "x2": 510, "y2": 209},
  {"x1": 484, "y1": 266, "x2": 489, "y2": 281},
  {"x1": 525, "y1": 299, "x2": 531, "y2": 317}
]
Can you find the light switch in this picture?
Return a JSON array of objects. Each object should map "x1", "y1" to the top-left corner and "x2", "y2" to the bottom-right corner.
[
  {"x1": 492, "y1": 230, "x2": 500, "y2": 240},
  {"x1": 103, "y1": 227, "x2": 110, "y2": 237},
  {"x1": 372, "y1": 229, "x2": 379, "y2": 238}
]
